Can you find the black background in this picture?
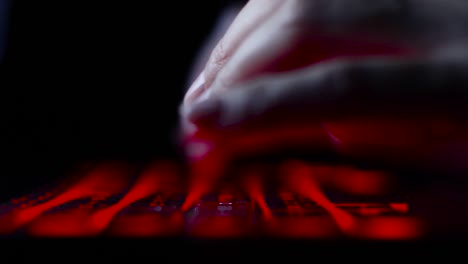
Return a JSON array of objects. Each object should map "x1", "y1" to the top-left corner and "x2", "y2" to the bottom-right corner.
[{"x1": 0, "y1": 0, "x2": 245, "y2": 202}]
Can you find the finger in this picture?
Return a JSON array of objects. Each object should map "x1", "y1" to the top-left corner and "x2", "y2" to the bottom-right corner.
[
  {"x1": 198, "y1": 0, "x2": 309, "y2": 102},
  {"x1": 201, "y1": 0, "x2": 426, "y2": 104},
  {"x1": 189, "y1": 53, "x2": 468, "y2": 127},
  {"x1": 188, "y1": 0, "x2": 468, "y2": 106},
  {"x1": 182, "y1": 0, "x2": 425, "y2": 112},
  {"x1": 186, "y1": 3, "x2": 243, "y2": 86},
  {"x1": 183, "y1": 0, "x2": 286, "y2": 104},
  {"x1": 187, "y1": 53, "x2": 468, "y2": 171}
]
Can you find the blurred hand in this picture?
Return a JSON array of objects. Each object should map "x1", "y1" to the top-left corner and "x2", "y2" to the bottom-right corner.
[
  {"x1": 180, "y1": 0, "x2": 468, "y2": 172},
  {"x1": 183, "y1": 0, "x2": 468, "y2": 106}
]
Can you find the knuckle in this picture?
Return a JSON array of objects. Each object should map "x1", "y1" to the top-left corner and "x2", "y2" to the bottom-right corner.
[{"x1": 209, "y1": 39, "x2": 230, "y2": 67}]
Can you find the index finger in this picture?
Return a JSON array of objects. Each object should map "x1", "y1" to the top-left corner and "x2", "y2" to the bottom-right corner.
[{"x1": 183, "y1": 0, "x2": 286, "y2": 104}]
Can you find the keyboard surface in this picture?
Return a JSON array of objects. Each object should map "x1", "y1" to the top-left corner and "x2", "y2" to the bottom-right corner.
[{"x1": 0, "y1": 159, "x2": 426, "y2": 240}]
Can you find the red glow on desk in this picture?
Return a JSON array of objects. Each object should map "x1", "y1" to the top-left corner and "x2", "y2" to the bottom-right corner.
[
  {"x1": 282, "y1": 160, "x2": 356, "y2": 233},
  {"x1": 244, "y1": 169, "x2": 273, "y2": 219},
  {"x1": 107, "y1": 213, "x2": 184, "y2": 237},
  {"x1": 91, "y1": 161, "x2": 179, "y2": 231},
  {"x1": 327, "y1": 167, "x2": 392, "y2": 195},
  {"x1": 182, "y1": 149, "x2": 227, "y2": 212},
  {"x1": 188, "y1": 216, "x2": 255, "y2": 238},
  {"x1": 0, "y1": 162, "x2": 135, "y2": 235},
  {"x1": 26, "y1": 210, "x2": 97, "y2": 237},
  {"x1": 25, "y1": 162, "x2": 180, "y2": 237},
  {"x1": 357, "y1": 217, "x2": 424, "y2": 240},
  {"x1": 265, "y1": 217, "x2": 340, "y2": 239}
]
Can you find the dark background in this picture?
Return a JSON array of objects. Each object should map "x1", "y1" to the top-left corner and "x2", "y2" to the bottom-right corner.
[{"x1": 0, "y1": 0, "x2": 245, "y2": 202}]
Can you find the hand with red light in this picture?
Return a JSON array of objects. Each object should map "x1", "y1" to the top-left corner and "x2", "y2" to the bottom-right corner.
[
  {"x1": 180, "y1": 0, "x2": 468, "y2": 172},
  {"x1": 182, "y1": 0, "x2": 468, "y2": 106}
]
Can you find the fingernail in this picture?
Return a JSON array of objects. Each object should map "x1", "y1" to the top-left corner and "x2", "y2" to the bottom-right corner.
[{"x1": 184, "y1": 71, "x2": 206, "y2": 104}]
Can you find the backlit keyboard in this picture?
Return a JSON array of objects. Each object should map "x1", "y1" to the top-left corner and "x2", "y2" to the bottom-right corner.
[{"x1": 0, "y1": 160, "x2": 423, "y2": 240}]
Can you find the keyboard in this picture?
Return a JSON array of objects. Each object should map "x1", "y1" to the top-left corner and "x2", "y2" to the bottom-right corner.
[{"x1": 0, "y1": 160, "x2": 423, "y2": 240}]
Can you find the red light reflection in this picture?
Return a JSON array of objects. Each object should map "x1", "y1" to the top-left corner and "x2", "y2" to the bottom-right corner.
[
  {"x1": 90, "y1": 161, "x2": 179, "y2": 232},
  {"x1": 280, "y1": 160, "x2": 423, "y2": 240},
  {"x1": 0, "y1": 162, "x2": 136, "y2": 235},
  {"x1": 182, "y1": 149, "x2": 227, "y2": 212},
  {"x1": 325, "y1": 117, "x2": 468, "y2": 169},
  {"x1": 25, "y1": 161, "x2": 180, "y2": 237},
  {"x1": 188, "y1": 216, "x2": 255, "y2": 239},
  {"x1": 301, "y1": 165, "x2": 393, "y2": 196},
  {"x1": 26, "y1": 209, "x2": 97, "y2": 237},
  {"x1": 356, "y1": 217, "x2": 424, "y2": 240},
  {"x1": 281, "y1": 160, "x2": 356, "y2": 233},
  {"x1": 107, "y1": 213, "x2": 184, "y2": 238},
  {"x1": 389, "y1": 203, "x2": 409, "y2": 214},
  {"x1": 243, "y1": 168, "x2": 273, "y2": 220},
  {"x1": 0, "y1": 154, "x2": 424, "y2": 240}
]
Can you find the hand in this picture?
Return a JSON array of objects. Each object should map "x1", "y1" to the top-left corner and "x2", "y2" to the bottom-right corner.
[
  {"x1": 181, "y1": 0, "x2": 468, "y2": 173},
  {"x1": 182, "y1": 0, "x2": 468, "y2": 107}
]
